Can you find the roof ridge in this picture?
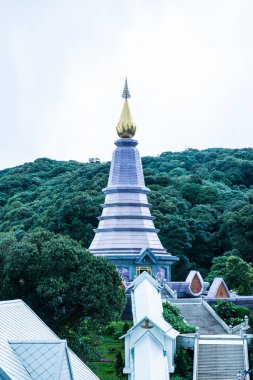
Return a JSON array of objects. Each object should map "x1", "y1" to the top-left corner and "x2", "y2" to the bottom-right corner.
[
  {"x1": 0, "y1": 299, "x2": 24, "y2": 305},
  {"x1": 9, "y1": 340, "x2": 66, "y2": 344}
]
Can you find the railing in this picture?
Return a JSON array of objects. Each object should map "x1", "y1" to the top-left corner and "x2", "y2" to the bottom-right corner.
[
  {"x1": 243, "y1": 335, "x2": 250, "y2": 380},
  {"x1": 166, "y1": 297, "x2": 202, "y2": 304},
  {"x1": 231, "y1": 316, "x2": 249, "y2": 334},
  {"x1": 193, "y1": 330, "x2": 199, "y2": 380},
  {"x1": 163, "y1": 283, "x2": 176, "y2": 299},
  {"x1": 198, "y1": 335, "x2": 243, "y2": 342},
  {"x1": 202, "y1": 298, "x2": 231, "y2": 333},
  {"x1": 202, "y1": 298, "x2": 250, "y2": 335}
]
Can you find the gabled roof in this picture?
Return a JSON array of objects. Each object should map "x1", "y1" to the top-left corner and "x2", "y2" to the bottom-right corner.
[
  {"x1": 167, "y1": 271, "x2": 205, "y2": 298},
  {"x1": 0, "y1": 300, "x2": 99, "y2": 380},
  {"x1": 135, "y1": 248, "x2": 157, "y2": 264},
  {"x1": 120, "y1": 315, "x2": 179, "y2": 340},
  {"x1": 9, "y1": 341, "x2": 73, "y2": 380},
  {"x1": 133, "y1": 329, "x2": 164, "y2": 350},
  {"x1": 127, "y1": 271, "x2": 161, "y2": 291},
  {"x1": 128, "y1": 272, "x2": 163, "y2": 324},
  {"x1": 207, "y1": 277, "x2": 231, "y2": 299}
]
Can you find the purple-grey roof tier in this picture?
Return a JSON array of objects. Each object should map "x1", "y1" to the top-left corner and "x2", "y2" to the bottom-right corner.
[{"x1": 89, "y1": 138, "x2": 171, "y2": 257}]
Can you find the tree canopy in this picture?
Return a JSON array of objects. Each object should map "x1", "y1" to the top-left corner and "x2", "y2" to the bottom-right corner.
[
  {"x1": 207, "y1": 255, "x2": 253, "y2": 295},
  {"x1": 0, "y1": 230, "x2": 126, "y2": 331},
  {"x1": 0, "y1": 147, "x2": 253, "y2": 280}
]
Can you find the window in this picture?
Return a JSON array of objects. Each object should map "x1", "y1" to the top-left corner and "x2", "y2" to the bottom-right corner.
[{"x1": 136, "y1": 266, "x2": 152, "y2": 276}]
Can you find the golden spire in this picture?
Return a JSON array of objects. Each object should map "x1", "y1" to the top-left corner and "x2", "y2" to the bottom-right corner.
[{"x1": 116, "y1": 79, "x2": 136, "y2": 138}]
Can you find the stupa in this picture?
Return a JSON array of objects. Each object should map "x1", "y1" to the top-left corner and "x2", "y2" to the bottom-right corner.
[{"x1": 89, "y1": 80, "x2": 178, "y2": 282}]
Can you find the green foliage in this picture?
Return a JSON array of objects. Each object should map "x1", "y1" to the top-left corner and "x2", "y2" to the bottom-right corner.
[
  {"x1": 213, "y1": 300, "x2": 251, "y2": 326},
  {"x1": 0, "y1": 158, "x2": 109, "y2": 249},
  {"x1": 249, "y1": 350, "x2": 253, "y2": 371},
  {"x1": 249, "y1": 314, "x2": 253, "y2": 331},
  {"x1": 104, "y1": 321, "x2": 129, "y2": 339},
  {"x1": 123, "y1": 321, "x2": 130, "y2": 334},
  {"x1": 105, "y1": 321, "x2": 132, "y2": 339},
  {"x1": 58, "y1": 321, "x2": 102, "y2": 361},
  {"x1": 173, "y1": 347, "x2": 193, "y2": 380},
  {"x1": 115, "y1": 351, "x2": 124, "y2": 378},
  {"x1": 0, "y1": 148, "x2": 253, "y2": 278},
  {"x1": 205, "y1": 255, "x2": 229, "y2": 283},
  {"x1": 163, "y1": 303, "x2": 196, "y2": 333},
  {"x1": 87, "y1": 325, "x2": 127, "y2": 380},
  {"x1": 88, "y1": 362, "x2": 116, "y2": 380},
  {"x1": 0, "y1": 230, "x2": 126, "y2": 331},
  {"x1": 207, "y1": 255, "x2": 253, "y2": 295},
  {"x1": 171, "y1": 376, "x2": 188, "y2": 380}
]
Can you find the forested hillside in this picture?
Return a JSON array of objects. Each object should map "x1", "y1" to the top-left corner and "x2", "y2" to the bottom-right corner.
[{"x1": 0, "y1": 147, "x2": 253, "y2": 280}]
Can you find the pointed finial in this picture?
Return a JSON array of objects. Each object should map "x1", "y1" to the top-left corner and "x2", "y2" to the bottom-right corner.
[
  {"x1": 122, "y1": 78, "x2": 131, "y2": 100},
  {"x1": 116, "y1": 79, "x2": 136, "y2": 138}
]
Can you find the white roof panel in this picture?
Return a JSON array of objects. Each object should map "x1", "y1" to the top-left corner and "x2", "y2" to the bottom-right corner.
[{"x1": 0, "y1": 300, "x2": 99, "y2": 380}]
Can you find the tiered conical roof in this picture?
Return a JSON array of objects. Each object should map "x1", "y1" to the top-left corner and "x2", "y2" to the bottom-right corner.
[{"x1": 89, "y1": 81, "x2": 169, "y2": 257}]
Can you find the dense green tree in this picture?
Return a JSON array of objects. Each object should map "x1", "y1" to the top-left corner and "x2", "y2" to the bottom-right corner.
[
  {"x1": 206, "y1": 255, "x2": 253, "y2": 295},
  {"x1": 173, "y1": 347, "x2": 193, "y2": 380},
  {"x1": 220, "y1": 204, "x2": 253, "y2": 261},
  {"x1": 0, "y1": 148, "x2": 253, "y2": 279},
  {"x1": 0, "y1": 230, "x2": 126, "y2": 331}
]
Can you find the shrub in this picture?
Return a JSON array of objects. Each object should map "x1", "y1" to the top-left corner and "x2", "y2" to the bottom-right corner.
[
  {"x1": 123, "y1": 321, "x2": 130, "y2": 334},
  {"x1": 249, "y1": 314, "x2": 253, "y2": 331},
  {"x1": 163, "y1": 303, "x2": 196, "y2": 333},
  {"x1": 59, "y1": 322, "x2": 102, "y2": 362},
  {"x1": 115, "y1": 350, "x2": 124, "y2": 378},
  {"x1": 249, "y1": 350, "x2": 253, "y2": 369},
  {"x1": 173, "y1": 347, "x2": 193, "y2": 380},
  {"x1": 104, "y1": 321, "x2": 126, "y2": 338},
  {"x1": 104, "y1": 322, "x2": 117, "y2": 335},
  {"x1": 213, "y1": 300, "x2": 251, "y2": 326}
]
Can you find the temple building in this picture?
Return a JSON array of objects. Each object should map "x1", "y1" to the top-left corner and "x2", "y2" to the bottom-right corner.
[{"x1": 89, "y1": 80, "x2": 178, "y2": 282}]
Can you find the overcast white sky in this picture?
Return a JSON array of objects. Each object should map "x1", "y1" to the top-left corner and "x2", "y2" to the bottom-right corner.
[{"x1": 0, "y1": 0, "x2": 252, "y2": 169}]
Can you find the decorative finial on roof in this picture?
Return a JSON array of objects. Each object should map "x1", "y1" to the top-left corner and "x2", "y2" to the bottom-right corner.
[
  {"x1": 122, "y1": 78, "x2": 131, "y2": 100},
  {"x1": 141, "y1": 319, "x2": 154, "y2": 329},
  {"x1": 116, "y1": 78, "x2": 136, "y2": 138}
]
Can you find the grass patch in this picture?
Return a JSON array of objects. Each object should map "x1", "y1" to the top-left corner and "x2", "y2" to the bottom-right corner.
[
  {"x1": 87, "y1": 324, "x2": 130, "y2": 380},
  {"x1": 88, "y1": 362, "x2": 118, "y2": 380}
]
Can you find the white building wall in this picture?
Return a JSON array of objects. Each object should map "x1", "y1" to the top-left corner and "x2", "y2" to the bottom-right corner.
[
  {"x1": 123, "y1": 273, "x2": 179, "y2": 380},
  {"x1": 134, "y1": 334, "x2": 168, "y2": 380}
]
